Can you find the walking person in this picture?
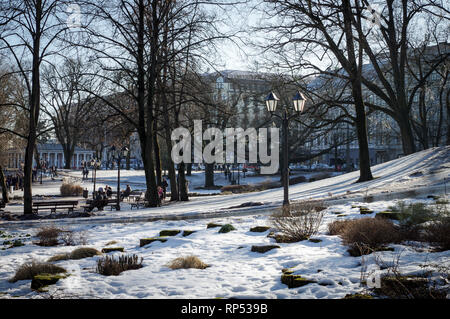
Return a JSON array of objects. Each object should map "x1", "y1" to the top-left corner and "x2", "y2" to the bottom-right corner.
[
  {"x1": 157, "y1": 186, "x2": 164, "y2": 206},
  {"x1": 161, "y1": 178, "x2": 168, "y2": 199}
]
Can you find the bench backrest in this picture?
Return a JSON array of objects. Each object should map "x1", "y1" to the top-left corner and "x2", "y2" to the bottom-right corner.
[{"x1": 33, "y1": 200, "x2": 78, "y2": 207}]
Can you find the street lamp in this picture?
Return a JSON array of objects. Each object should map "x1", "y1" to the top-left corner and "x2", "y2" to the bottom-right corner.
[
  {"x1": 90, "y1": 158, "x2": 101, "y2": 198},
  {"x1": 265, "y1": 90, "x2": 307, "y2": 206},
  {"x1": 111, "y1": 146, "x2": 129, "y2": 211}
]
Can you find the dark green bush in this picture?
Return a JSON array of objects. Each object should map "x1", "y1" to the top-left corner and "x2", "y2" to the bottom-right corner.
[{"x1": 218, "y1": 224, "x2": 236, "y2": 233}]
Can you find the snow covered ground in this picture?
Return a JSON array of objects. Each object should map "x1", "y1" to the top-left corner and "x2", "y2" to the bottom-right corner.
[
  {"x1": 0, "y1": 146, "x2": 449, "y2": 299},
  {"x1": 5, "y1": 146, "x2": 448, "y2": 223},
  {"x1": 0, "y1": 198, "x2": 448, "y2": 299}
]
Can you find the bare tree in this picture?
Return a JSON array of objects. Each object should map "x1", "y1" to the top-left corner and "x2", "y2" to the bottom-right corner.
[
  {"x1": 349, "y1": 0, "x2": 450, "y2": 154},
  {"x1": 253, "y1": 0, "x2": 374, "y2": 181},
  {"x1": 41, "y1": 58, "x2": 96, "y2": 168},
  {"x1": 0, "y1": 0, "x2": 75, "y2": 214}
]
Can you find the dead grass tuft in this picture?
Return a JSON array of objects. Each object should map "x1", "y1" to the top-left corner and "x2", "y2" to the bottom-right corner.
[
  {"x1": 10, "y1": 261, "x2": 66, "y2": 283},
  {"x1": 167, "y1": 255, "x2": 209, "y2": 270}
]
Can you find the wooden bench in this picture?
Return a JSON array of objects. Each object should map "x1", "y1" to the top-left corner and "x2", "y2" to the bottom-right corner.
[
  {"x1": 83, "y1": 198, "x2": 121, "y2": 212},
  {"x1": 32, "y1": 200, "x2": 79, "y2": 214},
  {"x1": 130, "y1": 197, "x2": 148, "y2": 210}
]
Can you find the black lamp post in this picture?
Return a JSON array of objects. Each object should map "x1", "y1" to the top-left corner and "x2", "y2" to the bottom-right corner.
[
  {"x1": 111, "y1": 146, "x2": 129, "y2": 211},
  {"x1": 90, "y1": 158, "x2": 101, "y2": 198},
  {"x1": 265, "y1": 91, "x2": 307, "y2": 206}
]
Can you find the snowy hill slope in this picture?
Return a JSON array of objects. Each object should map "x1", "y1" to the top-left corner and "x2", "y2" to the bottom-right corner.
[{"x1": 2, "y1": 146, "x2": 449, "y2": 226}]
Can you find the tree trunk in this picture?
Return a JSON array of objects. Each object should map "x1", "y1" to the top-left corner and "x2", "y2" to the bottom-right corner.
[
  {"x1": 23, "y1": 136, "x2": 36, "y2": 214},
  {"x1": 446, "y1": 88, "x2": 450, "y2": 146},
  {"x1": 24, "y1": 2, "x2": 42, "y2": 215},
  {"x1": 126, "y1": 148, "x2": 131, "y2": 170},
  {"x1": 63, "y1": 146, "x2": 74, "y2": 169},
  {"x1": 159, "y1": 13, "x2": 178, "y2": 201},
  {"x1": 186, "y1": 163, "x2": 192, "y2": 176},
  {"x1": 178, "y1": 162, "x2": 189, "y2": 201},
  {"x1": 397, "y1": 112, "x2": 416, "y2": 155},
  {"x1": 0, "y1": 165, "x2": 9, "y2": 204},
  {"x1": 343, "y1": 0, "x2": 373, "y2": 183},
  {"x1": 205, "y1": 163, "x2": 215, "y2": 188},
  {"x1": 153, "y1": 125, "x2": 162, "y2": 186}
]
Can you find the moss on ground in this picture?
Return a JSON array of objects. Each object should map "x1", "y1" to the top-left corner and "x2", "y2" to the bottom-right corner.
[
  {"x1": 31, "y1": 273, "x2": 69, "y2": 291},
  {"x1": 206, "y1": 223, "x2": 223, "y2": 229},
  {"x1": 159, "y1": 230, "x2": 181, "y2": 237},
  {"x1": 249, "y1": 226, "x2": 271, "y2": 233},
  {"x1": 281, "y1": 274, "x2": 317, "y2": 288},
  {"x1": 360, "y1": 207, "x2": 374, "y2": 215},
  {"x1": 101, "y1": 247, "x2": 125, "y2": 253},
  {"x1": 139, "y1": 238, "x2": 168, "y2": 247},
  {"x1": 218, "y1": 224, "x2": 236, "y2": 233},
  {"x1": 250, "y1": 245, "x2": 280, "y2": 253}
]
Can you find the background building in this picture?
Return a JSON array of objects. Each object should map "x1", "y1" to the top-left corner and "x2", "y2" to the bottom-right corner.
[{"x1": 6, "y1": 142, "x2": 95, "y2": 170}]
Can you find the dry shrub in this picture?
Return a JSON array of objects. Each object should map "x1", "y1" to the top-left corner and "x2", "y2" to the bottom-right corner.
[
  {"x1": 371, "y1": 253, "x2": 448, "y2": 299},
  {"x1": 60, "y1": 230, "x2": 88, "y2": 246},
  {"x1": 10, "y1": 261, "x2": 66, "y2": 283},
  {"x1": 270, "y1": 201, "x2": 325, "y2": 242},
  {"x1": 36, "y1": 226, "x2": 88, "y2": 246},
  {"x1": 390, "y1": 201, "x2": 449, "y2": 248},
  {"x1": 47, "y1": 254, "x2": 70, "y2": 262},
  {"x1": 423, "y1": 217, "x2": 450, "y2": 251},
  {"x1": 96, "y1": 254, "x2": 143, "y2": 276},
  {"x1": 341, "y1": 218, "x2": 400, "y2": 251},
  {"x1": 328, "y1": 219, "x2": 354, "y2": 236},
  {"x1": 389, "y1": 202, "x2": 436, "y2": 227},
  {"x1": 220, "y1": 184, "x2": 252, "y2": 193},
  {"x1": 60, "y1": 183, "x2": 83, "y2": 196},
  {"x1": 36, "y1": 226, "x2": 64, "y2": 246},
  {"x1": 167, "y1": 255, "x2": 209, "y2": 270},
  {"x1": 48, "y1": 247, "x2": 102, "y2": 262},
  {"x1": 220, "y1": 181, "x2": 280, "y2": 194},
  {"x1": 69, "y1": 247, "x2": 101, "y2": 259}
]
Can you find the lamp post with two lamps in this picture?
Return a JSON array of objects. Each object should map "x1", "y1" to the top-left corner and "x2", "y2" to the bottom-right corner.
[{"x1": 265, "y1": 91, "x2": 307, "y2": 206}]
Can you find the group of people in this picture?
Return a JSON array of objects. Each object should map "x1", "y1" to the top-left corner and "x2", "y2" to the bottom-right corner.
[
  {"x1": 30, "y1": 165, "x2": 58, "y2": 182},
  {"x1": 156, "y1": 178, "x2": 169, "y2": 204},
  {"x1": 86, "y1": 178, "x2": 169, "y2": 210},
  {"x1": 82, "y1": 167, "x2": 89, "y2": 180},
  {"x1": 86, "y1": 184, "x2": 133, "y2": 212},
  {"x1": 5, "y1": 174, "x2": 23, "y2": 191}
]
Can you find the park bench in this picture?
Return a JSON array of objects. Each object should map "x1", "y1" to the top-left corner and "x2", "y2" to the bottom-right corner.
[
  {"x1": 130, "y1": 196, "x2": 148, "y2": 210},
  {"x1": 32, "y1": 200, "x2": 79, "y2": 214},
  {"x1": 83, "y1": 198, "x2": 122, "y2": 212}
]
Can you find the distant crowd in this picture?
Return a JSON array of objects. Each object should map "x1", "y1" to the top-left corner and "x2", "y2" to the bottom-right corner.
[{"x1": 5, "y1": 174, "x2": 24, "y2": 191}]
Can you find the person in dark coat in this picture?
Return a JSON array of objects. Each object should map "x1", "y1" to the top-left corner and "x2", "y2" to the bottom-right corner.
[
  {"x1": 121, "y1": 185, "x2": 132, "y2": 200},
  {"x1": 161, "y1": 178, "x2": 168, "y2": 199}
]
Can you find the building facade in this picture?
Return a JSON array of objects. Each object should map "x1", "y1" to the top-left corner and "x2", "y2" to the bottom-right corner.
[{"x1": 6, "y1": 142, "x2": 95, "y2": 170}]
